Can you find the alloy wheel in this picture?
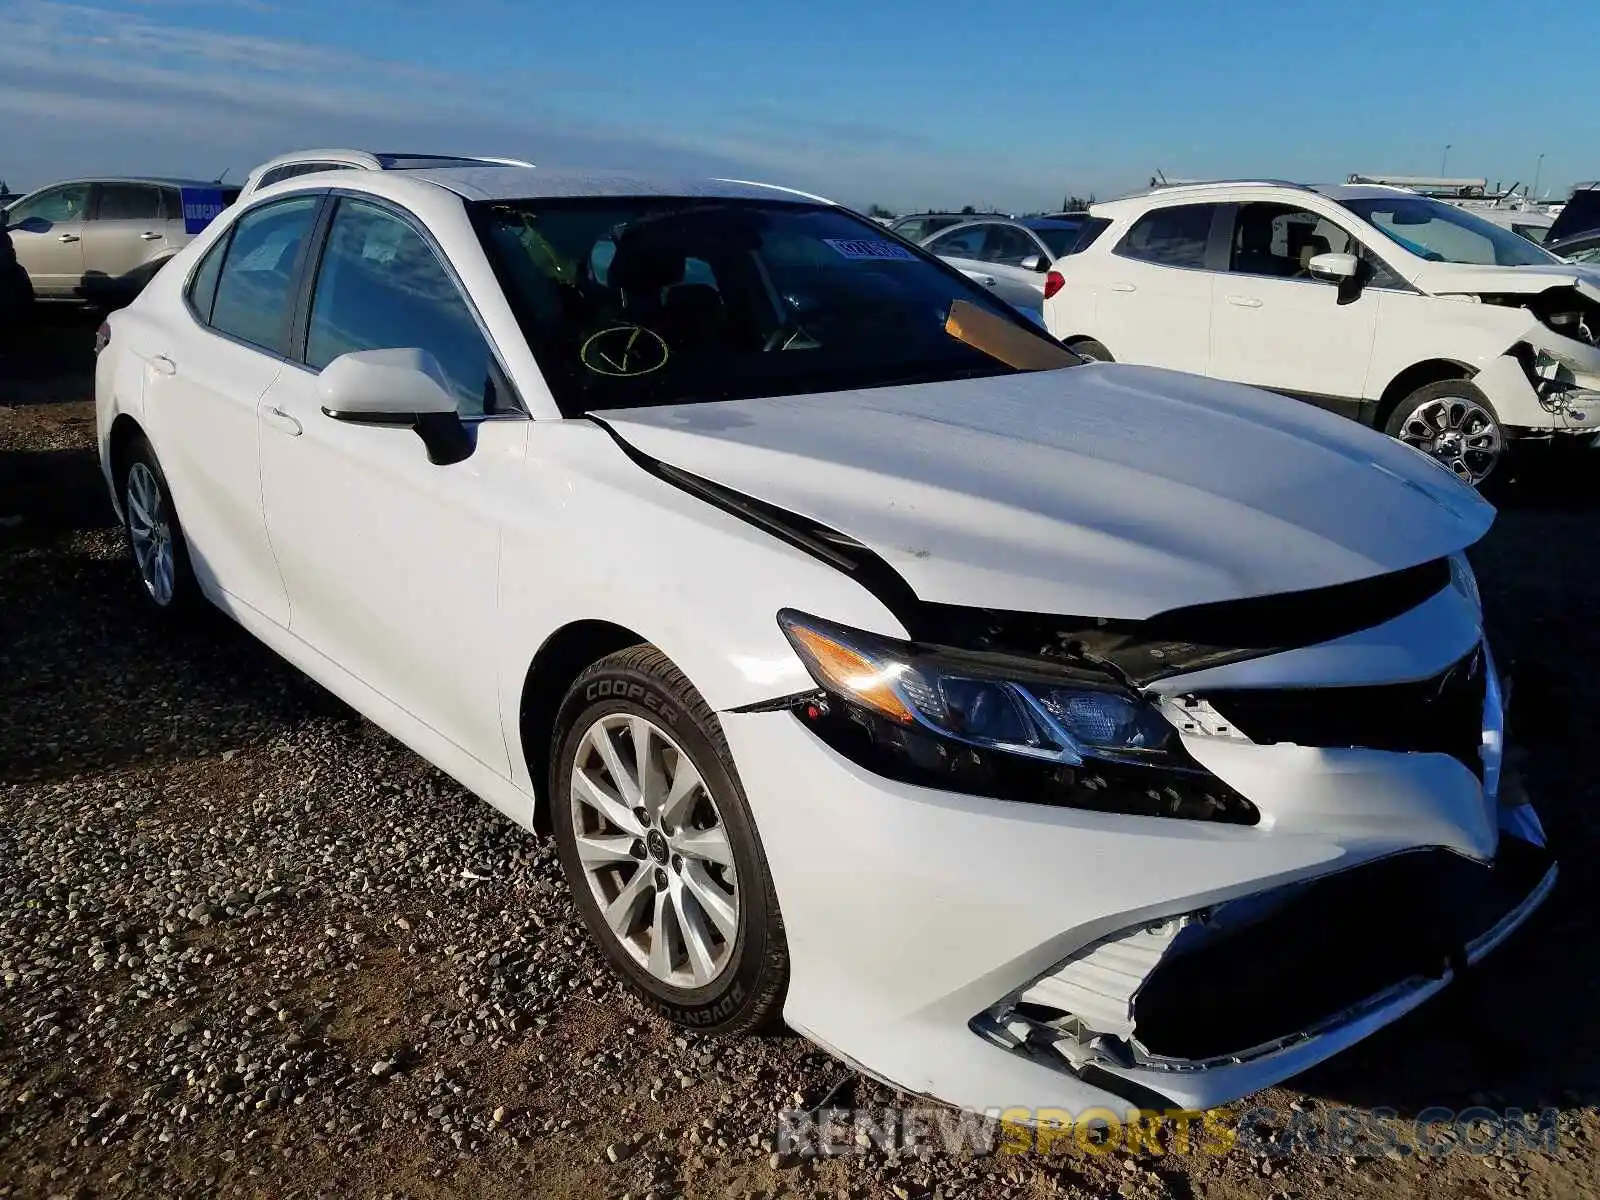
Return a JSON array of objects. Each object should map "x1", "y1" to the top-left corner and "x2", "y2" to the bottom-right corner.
[
  {"x1": 125, "y1": 461, "x2": 175, "y2": 605},
  {"x1": 1397, "y1": 395, "x2": 1503, "y2": 486},
  {"x1": 568, "y1": 713, "x2": 739, "y2": 989}
]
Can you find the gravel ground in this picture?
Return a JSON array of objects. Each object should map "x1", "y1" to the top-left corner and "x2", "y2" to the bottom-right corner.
[{"x1": 3, "y1": 312, "x2": 1600, "y2": 1200}]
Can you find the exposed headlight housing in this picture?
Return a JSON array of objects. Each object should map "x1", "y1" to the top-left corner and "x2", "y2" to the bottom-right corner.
[
  {"x1": 1449, "y1": 552, "x2": 1482, "y2": 612},
  {"x1": 777, "y1": 610, "x2": 1258, "y2": 823}
]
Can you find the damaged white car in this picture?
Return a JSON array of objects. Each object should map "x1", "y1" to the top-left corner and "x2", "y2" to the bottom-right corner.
[
  {"x1": 94, "y1": 166, "x2": 1554, "y2": 1119},
  {"x1": 1045, "y1": 181, "x2": 1600, "y2": 488}
]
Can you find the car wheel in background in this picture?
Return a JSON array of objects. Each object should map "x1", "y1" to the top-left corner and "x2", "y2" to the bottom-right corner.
[
  {"x1": 119, "y1": 436, "x2": 199, "y2": 612},
  {"x1": 550, "y1": 646, "x2": 788, "y2": 1033},
  {"x1": 1065, "y1": 337, "x2": 1114, "y2": 362},
  {"x1": 1385, "y1": 379, "x2": 1505, "y2": 490}
]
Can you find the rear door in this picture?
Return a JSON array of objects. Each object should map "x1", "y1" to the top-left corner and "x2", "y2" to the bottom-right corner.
[
  {"x1": 141, "y1": 193, "x2": 324, "y2": 626},
  {"x1": 6, "y1": 182, "x2": 89, "y2": 296},
  {"x1": 1093, "y1": 202, "x2": 1222, "y2": 373},
  {"x1": 83, "y1": 182, "x2": 167, "y2": 293}
]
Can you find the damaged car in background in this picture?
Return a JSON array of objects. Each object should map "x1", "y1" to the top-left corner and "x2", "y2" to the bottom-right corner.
[
  {"x1": 94, "y1": 165, "x2": 1555, "y2": 1120},
  {"x1": 1046, "y1": 181, "x2": 1600, "y2": 489}
]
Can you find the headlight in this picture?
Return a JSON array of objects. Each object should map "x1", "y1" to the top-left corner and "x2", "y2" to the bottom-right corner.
[
  {"x1": 777, "y1": 610, "x2": 1258, "y2": 823},
  {"x1": 780, "y1": 610, "x2": 1172, "y2": 766}
]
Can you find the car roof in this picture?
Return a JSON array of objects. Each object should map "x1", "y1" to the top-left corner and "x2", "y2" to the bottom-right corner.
[
  {"x1": 1092, "y1": 180, "x2": 1422, "y2": 215},
  {"x1": 398, "y1": 165, "x2": 832, "y2": 205},
  {"x1": 1017, "y1": 216, "x2": 1084, "y2": 229},
  {"x1": 18, "y1": 176, "x2": 224, "y2": 192}
]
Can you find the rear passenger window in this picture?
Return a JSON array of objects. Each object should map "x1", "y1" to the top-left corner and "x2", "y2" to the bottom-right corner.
[
  {"x1": 208, "y1": 196, "x2": 320, "y2": 353},
  {"x1": 1115, "y1": 204, "x2": 1216, "y2": 268},
  {"x1": 305, "y1": 199, "x2": 503, "y2": 416},
  {"x1": 186, "y1": 236, "x2": 228, "y2": 323},
  {"x1": 1064, "y1": 216, "x2": 1112, "y2": 255},
  {"x1": 95, "y1": 183, "x2": 162, "y2": 221}
]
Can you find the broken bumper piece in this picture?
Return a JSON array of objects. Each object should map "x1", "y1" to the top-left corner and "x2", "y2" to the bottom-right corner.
[{"x1": 974, "y1": 829, "x2": 1555, "y2": 1110}]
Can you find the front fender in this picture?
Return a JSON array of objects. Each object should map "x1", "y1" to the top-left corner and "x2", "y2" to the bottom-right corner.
[{"x1": 493, "y1": 420, "x2": 908, "y2": 797}]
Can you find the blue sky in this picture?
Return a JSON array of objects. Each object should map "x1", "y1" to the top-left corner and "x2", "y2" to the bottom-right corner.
[{"x1": 0, "y1": 0, "x2": 1593, "y2": 212}]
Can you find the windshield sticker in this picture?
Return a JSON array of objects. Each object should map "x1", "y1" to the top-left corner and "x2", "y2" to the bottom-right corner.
[
  {"x1": 580, "y1": 325, "x2": 670, "y2": 377},
  {"x1": 823, "y1": 238, "x2": 918, "y2": 262}
]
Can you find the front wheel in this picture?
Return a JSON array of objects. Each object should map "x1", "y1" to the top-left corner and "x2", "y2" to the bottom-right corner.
[
  {"x1": 550, "y1": 646, "x2": 788, "y2": 1033},
  {"x1": 1065, "y1": 337, "x2": 1113, "y2": 362},
  {"x1": 1385, "y1": 379, "x2": 1505, "y2": 489}
]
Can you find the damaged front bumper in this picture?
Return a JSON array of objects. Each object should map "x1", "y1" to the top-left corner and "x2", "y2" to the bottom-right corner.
[
  {"x1": 722, "y1": 580, "x2": 1555, "y2": 1117},
  {"x1": 1474, "y1": 312, "x2": 1600, "y2": 437},
  {"x1": 973, "y1": 819, "x2": 1554, "y2": 1112}
]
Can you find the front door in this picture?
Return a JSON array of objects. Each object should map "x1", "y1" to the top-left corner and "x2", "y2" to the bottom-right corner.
[
  {"x1": 258, "y1": 195, "x2": 524, "y2": 775},
  {"x1": 7, "y1": 182, "x2": 89, "y2": 296},
  {"x1": 1208, "y1": 203, "x2": 1380, "y2": 414}
]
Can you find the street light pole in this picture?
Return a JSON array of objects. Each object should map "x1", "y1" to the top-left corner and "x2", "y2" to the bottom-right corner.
[
  {"x1": 1534, "y1": 153, "x2": 1545, "y2": 198},
  {"x1": 1441, "y1": 143, "x2": 1452, "y2": 174}
]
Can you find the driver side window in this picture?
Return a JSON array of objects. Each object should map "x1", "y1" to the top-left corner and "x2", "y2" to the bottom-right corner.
[
  {"x1": 926, "y1": 225, "x2": 987, "y2": 259},
  {"x1": 1229, "y1": 204, "x2": 1355, "y2": 279},
  {"x1": 8, "y1": 183, "x2": 90, "y2": 225}
]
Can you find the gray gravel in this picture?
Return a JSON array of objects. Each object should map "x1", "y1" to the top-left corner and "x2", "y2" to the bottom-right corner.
[{"x1": 3, "y1": 323, "x2": 1599, "y2": 1199}]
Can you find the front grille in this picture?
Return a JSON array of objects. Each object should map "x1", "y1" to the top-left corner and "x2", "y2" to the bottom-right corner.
[{"x1": 1200, "y1": 646, "x2": 1488, "y2": 777}]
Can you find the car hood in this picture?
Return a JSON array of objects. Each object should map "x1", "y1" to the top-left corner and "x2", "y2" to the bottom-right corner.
[
  {"x1": 596, "y1": 364, "x2": 1493, "y2": 620},
  {"x1": 1412, "y1": 259, "x2": 1600, "y2": 300}
]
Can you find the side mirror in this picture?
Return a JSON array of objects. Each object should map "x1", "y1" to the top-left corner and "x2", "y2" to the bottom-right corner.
[
  {"x1": 318, "y1": 347, "x2": 473, "y2": 465},
  {"x1": 1307, "y1": 252, "x2": 1359, "y2": 281},
  {"x1": 10, "y1": 216, "x2": 50, "y2": 235},
  {"x1": 1019, "y1": 254, "x2": 1045, "y2": 272}
]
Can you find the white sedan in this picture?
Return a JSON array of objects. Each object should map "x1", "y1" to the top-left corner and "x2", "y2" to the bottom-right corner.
[{"x1": 95, "y1": 165, "x2": 1554, "y2": 1118}]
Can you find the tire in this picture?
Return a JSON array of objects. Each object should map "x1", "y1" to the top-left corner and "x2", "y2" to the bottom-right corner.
[
  {"x1": 118, "y1": 435, "x2": 199, "y2": 613},
  {"x1": 1066, "y1": 337, "x2": 1113, "y2": 363},
  {"x1": 1384, "y1": 379, "x2": 1507, "y2": 491},
  {"x1": 550, "y1": 645, "x2": 788, "y2": 1034}
]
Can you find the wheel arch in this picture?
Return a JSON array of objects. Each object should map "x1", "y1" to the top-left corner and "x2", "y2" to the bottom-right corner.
[
  {"x1": 519, "y1": 619, "x2": 648, "y2": 833},
  {"x1": 1373, "y1": 358, "x2": 1477, "y2": 430},
  {"x1": 106, "y1": 413, "x2": 148, "y2": 510}
]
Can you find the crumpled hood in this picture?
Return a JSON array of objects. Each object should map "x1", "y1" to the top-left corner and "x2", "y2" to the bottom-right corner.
[
  {"x1": 1413, "y1": 259, "x2": 1600, "y2": 301},
  {"x1": 598, "y1": 364, "x2": 1494, "y2": 619}
]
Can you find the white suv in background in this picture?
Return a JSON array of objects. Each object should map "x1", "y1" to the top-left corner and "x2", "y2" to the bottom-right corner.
[{"x1": 1045, "y1": 181, "x2": 1600, "y2": 487}]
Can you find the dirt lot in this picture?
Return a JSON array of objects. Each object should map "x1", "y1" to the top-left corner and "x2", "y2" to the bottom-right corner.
[{"x1": 2, "y1": 312, "x2": 1599, "y2": 1200}]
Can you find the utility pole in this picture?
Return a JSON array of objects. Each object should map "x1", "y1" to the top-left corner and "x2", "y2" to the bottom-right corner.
[
  {"x1": 1533, "y1": 153, "x2": 1545, "y2": 198},
  {"x1": 1441, "y1": 143, "x2": 1452, "y2": 174}
]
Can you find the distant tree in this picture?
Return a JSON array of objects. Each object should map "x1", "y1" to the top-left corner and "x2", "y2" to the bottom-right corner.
[
  {"x1": 1060, "y1": 194, "x2": 1095, "y2": 212},
  {"x1": 960, "y1": 204, "x2": 976, "y2": 215},
  {"x1": 867, "y1": 203, "x2": 897, "y2": 219}
]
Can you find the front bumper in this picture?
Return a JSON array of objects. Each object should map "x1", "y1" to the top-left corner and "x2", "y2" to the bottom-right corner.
[{"x1": 722, "y1": 641, "x2": 1553, "y2": 1117}]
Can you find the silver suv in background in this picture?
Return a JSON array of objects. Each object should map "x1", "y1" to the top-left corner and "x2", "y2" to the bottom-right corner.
[
  {"x1": 235, "y1": 149, "x2": 535, "y2": 202},
  {"x1": 2, "y1": 177, "x2": 239, "y2": 305}
]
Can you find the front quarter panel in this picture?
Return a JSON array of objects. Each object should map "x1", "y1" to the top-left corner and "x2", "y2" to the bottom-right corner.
[{"x1": 494, "y1": 420, "x2": 909, "y2": 802}]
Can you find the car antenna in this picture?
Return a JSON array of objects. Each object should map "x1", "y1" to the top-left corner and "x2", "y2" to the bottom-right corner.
[{"x1": 213, "y1": 167, "x2": 231, "y2": 184}]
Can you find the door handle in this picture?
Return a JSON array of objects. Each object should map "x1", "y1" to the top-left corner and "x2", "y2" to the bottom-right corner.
[
  {"x1": 1225, "y1": 295, "x2": 1263, "y2": 308},
  {"x1": 58, "y1": 233, "x2": 80, "y2": 243},
  {"x1": 139, "y1": 232, "x2": 162, "y2": 241},
  {"x1": 1109, "y1": 282, "x2": 1136, "y2": 293},
  {"x1": 262, "y1": 406, "x2": 303, "y2": 437},
  {"x1": 150, "y1": 354, "x2": 177, "y2": 376}
]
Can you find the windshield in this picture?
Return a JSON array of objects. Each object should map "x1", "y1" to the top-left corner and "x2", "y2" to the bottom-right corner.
[
  {"x1": 1341, "y1": 196, "x2": 1557, "y2": 267},
  {"x1": 473, "y1": 198, "x2": 1068, "y2": 415}
]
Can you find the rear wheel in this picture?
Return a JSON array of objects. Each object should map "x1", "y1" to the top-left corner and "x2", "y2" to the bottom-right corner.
[
  {"x1": 1385, "y1": 379, "x2": 1505, "y2": 489},
  {"x1": 550, "y1": 646, "x2": 788, "y2": 1033},
  {"x1": 1066, "y1": 337, "x2": 1113, "y2": 362},
  {"x1": 119, "y1": 437, "x2": 198, "y2": 612}
]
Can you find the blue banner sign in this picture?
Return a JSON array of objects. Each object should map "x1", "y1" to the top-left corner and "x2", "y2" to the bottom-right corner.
[{"x1": 179, "y1": 187, "x2": 229, "y2": 235}]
